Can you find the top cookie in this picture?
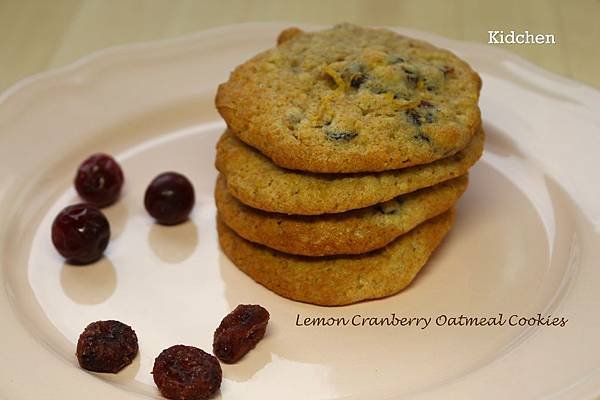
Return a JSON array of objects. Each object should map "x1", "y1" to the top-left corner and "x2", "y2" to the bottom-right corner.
[{"x1": 216, "y1": 23, "x2": 482, "y2": 173}]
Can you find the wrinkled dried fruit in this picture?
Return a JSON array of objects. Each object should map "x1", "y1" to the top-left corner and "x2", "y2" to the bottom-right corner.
[
  {"x1": 76, "y1": 320, "x2": 138, "y2": 373},
  {"x1": 213, "y1": 304, "x2": 270, "y2": 364},
  {"x1": 153, "y1": 345, "x2": 222, "y2": 400}
]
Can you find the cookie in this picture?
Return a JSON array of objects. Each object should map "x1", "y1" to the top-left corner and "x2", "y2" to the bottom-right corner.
[
  {"x1": 215, "y1": 127, "x2": 483, "y2": 215},
  {"x1": 217, "y1": 209, "x2": 455, "y2": 306},
  {"x1": 216, "y1": 173, "x2": 466, "y2": 256},
  {"x1": 216, "y1": 23, "x2": 482, "y2": 173}
]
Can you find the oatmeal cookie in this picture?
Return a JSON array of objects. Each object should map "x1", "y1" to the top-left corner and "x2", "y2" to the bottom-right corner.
[
  {"x1": 217, "y1": 209, "x2": 455, "y2": 306},
  {"x1": 216, "y1": 174, "x2": 466, "y2": 256},
  {"x1": 216, "y1": 24, "x2": 481, "y2": 173},
  {"x1": 215, "y1": 128, "x2": 483, "y2": 215}
]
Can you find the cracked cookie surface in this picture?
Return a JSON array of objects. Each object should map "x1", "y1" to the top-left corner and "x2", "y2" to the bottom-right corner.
[
  {"x1": 216, "y1": 174, "x2": 467, "y2": 256},
  {"x1": 216, "y1": 23, "x2": 481, "y2": 173}
]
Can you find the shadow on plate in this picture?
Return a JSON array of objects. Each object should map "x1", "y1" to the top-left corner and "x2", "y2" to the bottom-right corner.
[
  {"x1": 147, "y1": 219, "x2": 198, "y2": 264},
  {"x1": 60, "y1": 257, "x2": 117, "y2": 305}
]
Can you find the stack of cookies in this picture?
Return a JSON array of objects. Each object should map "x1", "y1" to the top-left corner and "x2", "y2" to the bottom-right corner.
[{"x1": 214, "y1": 24, "x2": 483, "y2": 306}]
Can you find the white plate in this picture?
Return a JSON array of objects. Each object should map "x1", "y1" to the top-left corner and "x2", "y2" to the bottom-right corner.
[{"x1": 1, "y1": 23, "x2": 600, "y2": 400}]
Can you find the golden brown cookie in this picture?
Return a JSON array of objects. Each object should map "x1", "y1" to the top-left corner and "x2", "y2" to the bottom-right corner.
[
  {"x1": 217, "y1": 209, "x2": 455, "y2": 306},
  {"x1": 216, "y1": 174, "x2": 466, "y2": 256},
  {"x1": 215, "y1": 127, "x2": 483, "y2": 215},
  {"x1": 216, "y1": 23, "x2": 481, "y2": 173}
]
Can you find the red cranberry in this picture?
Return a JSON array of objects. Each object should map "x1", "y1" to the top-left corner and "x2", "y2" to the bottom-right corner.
[
  {"x1": 51, "y1": 204, "x2": 110, "y2": 264},
  {"x1": 144, "y1": 172, "x2": 195, "y2": 225},
  {"x1": 74, "y1": 153, "x2": 124, "y2": 207}
]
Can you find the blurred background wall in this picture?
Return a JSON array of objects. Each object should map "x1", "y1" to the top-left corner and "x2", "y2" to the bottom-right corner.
[{"x1": 1, "y1": 0, "x2": 598, "y2": 91}]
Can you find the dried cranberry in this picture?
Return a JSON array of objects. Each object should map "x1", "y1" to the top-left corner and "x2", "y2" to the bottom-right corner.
[
  {"x1": 213, "y1": 304, "x2": 270, "y2": 364},
  {"x1": 76, "y1": 320, "x2": 138, "y2": 373},
  {"x1": 153, "y1": 345, "x2": 222, "y2": 400},
  {"x1": 325, "y1": 130, "x2": 359, "y2": 142},
  {"x1": 74, "y1": 153, "x2": 124, "y2": 207},
  {"x1": 144, "y1": 172, "x2": 195, "y2": 225},
  {"x1": 51, "y1": 204, "x2": 110, "y2": 264}
]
